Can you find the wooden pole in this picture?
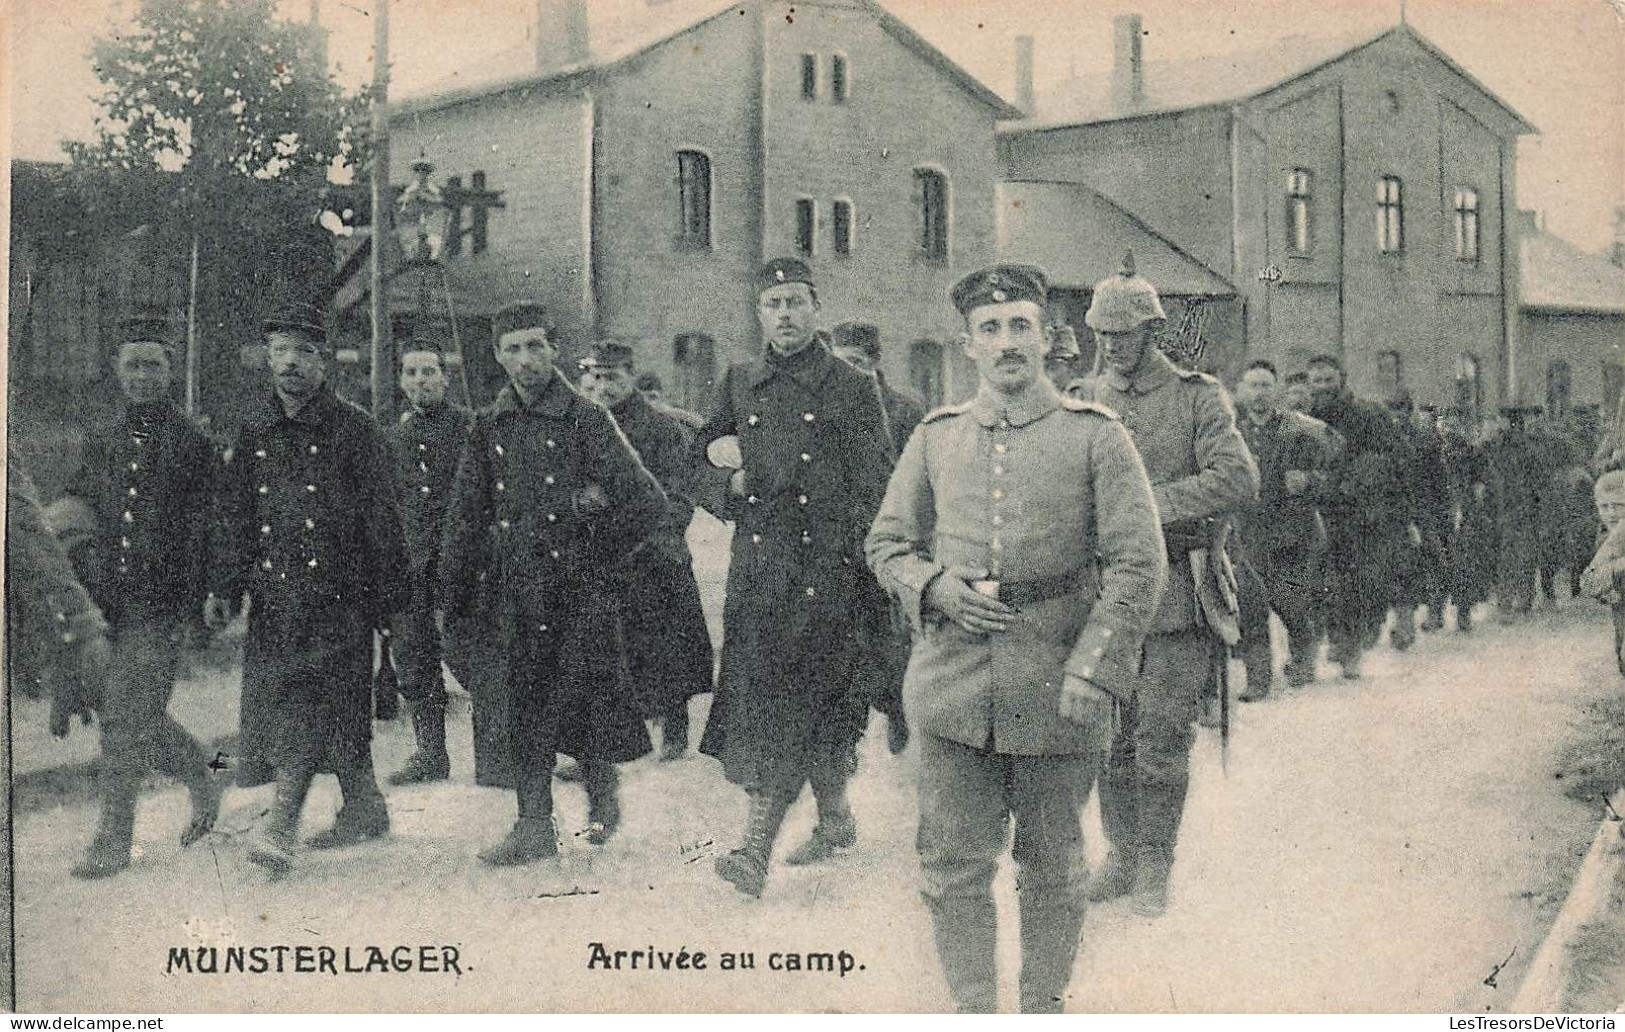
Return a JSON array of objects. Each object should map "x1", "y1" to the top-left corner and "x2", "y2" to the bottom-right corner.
[
  {"x1": 369, "y1": 0, "x2": 393, "y2": 422},
  {"x1": 185, "y1": 232, "x2": 200, "y2": 417}
]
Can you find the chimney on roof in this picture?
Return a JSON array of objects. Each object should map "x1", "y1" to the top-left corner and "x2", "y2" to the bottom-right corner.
[
  {"x1": 1014, "y1": 35, "x2": 1035, "y2": 115},
  {"x1": 536, "y1": 0, "x2": 589, "y2": 72},
  {"x1": 1111, "y1": 13, "x2": 1145, "y2": 112}
]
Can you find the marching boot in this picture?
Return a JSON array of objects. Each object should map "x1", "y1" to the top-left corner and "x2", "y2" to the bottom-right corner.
[
  {"x1": 1018, "y1": 891, "x2": 1085, "y2": 1014},
  {"x1": 479, "y1": 776, "x2": 558, "y2": 866},
  {"x1": 308, "y1": 756, "x2": 390, "y2": 849},
  {"x1": 1091, "y1": 750, "x2": 1138, "y2": 902},
  {"x1": 1389, "y1": 610, "x2": 1417, "y2": 651},
  {"x1": 388, "y1": 702, "x2": 450, "y2": 786},
  {"x1": 1457, "y1": 605, "x2": 1474, "y2": 633},
  {"x1": 72, "y1": 772, "x2": 138, "y2": 880},
  {"x1": 582, "y1": 762, "x2": 622, "y2": 845},
  {"x1": 715, "y1": 792, "x2": 790, "y2": 898},
  {"x1": 1129, "y1": 845, "x2": 1173, "y2": 918},
  {"x1": 925, "y1": 896, "x2": 999, "y2": 1013},
  {"x1": 374, "y1": 659, "x2": 400, "y2": 721},
  {"x1": 1085, "y1": 849, "x2": 1136, "y2": 903},
  {"x1": 785, "y1": 775, "x2": 857, "y2": 865},
  {"x1": 179, "y1": 772, "x2": 224, "y2": 848},
  {"x1": 658, "y1": 705, "x2": 690, "y2": 762},
  {"x1": 1420, "y1": 605, "x2": 1445, "y2": 632},
  {"x1": 248, "y1": 768, "x2": 314, "y2": 877}
]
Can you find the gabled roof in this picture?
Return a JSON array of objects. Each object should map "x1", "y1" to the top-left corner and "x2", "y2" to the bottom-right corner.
[
  {"x1": 1521, "y1": 228, "x2": 1625, "y2": 316},
  {"x1": 398, "y1": 0, "x2": 1018, "y2": 119},
  {"x1": 996, "y1": 180, "x2": 1234, "y2": 295},
  {"x1": 1007, "y1": 23, "x2": 1533, "y2": 135}
]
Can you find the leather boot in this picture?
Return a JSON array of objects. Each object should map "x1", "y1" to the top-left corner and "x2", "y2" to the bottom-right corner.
[
  {"x1": 1129, "y1": 845, "x2": 1173, "y2": 918},
  {"x1": 715, "y1": 792, "x2": 790, "y2": 898},
  {"x1": 659, "y1": 705, "x2": 689, "y2": 762},
  {"x1": 374, "y1": 659, "x2": 400, "y2": 720},
  {"x1": 248, "y1": 768, "x2": 314, "y2": 877},
  {"x1": 180, "y1": 773, "x2": 224, "y2": 848},
  {"x1": 1018, "y1": 890, "x2": 1085, "y2": 1014},
  {"x1": 1457, "y1": 606, "x2": 1474, "y2": 633},
  {"x1": 388, "y1": 703, "x2": 450, "y2": 786},
  {"x1": 308, "y1": 757, "x2": 390, "y2": 849},
  {"x1": 478, "y1": 817, "x2": 559, "y2": 866},
  {"x1": 925, "y1": 895, "x2": 999, "y2": 1013},
  {"x1": 1390, "y1": 610, "x2": 1417, "y2": 651},
  {"x1": 582, "y1": 763, "x2": 621, "y2": 846},
  {"x1": 785, "y1": 776, "x2": 857, "y2": 865},
  {"x1": 72, "y1": 772, "x2": 138, "y2": 879},
  {"x1": 1085, "y1": 849, "x2": 1136, "y2": 903}
]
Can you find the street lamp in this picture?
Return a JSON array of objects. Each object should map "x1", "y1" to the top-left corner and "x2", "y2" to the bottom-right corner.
[{"x1": 396, "y1": 159, "x2": 449, "y2": 265}]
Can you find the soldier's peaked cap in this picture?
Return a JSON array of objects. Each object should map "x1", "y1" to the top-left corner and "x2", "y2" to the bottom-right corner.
[
  {"x1": 579, "y1": 339, "x2": 637, "y2": 370},
  {"x1": 951, "y1": 264, "x2": 1049, "y2": 316},
  {"x1": 1085, "y1": 251, "x2": 1167, "y2": 332},
  {"x1": 757, "y1": 257, "x2": 815, "y2": 294},
  {"x1": 492, "y1": 301, "x2": 553, "y2": 339},
  {"x1": 830, "y1": 321, "x2": 882, "y2": 357},
  {"x1": 119, "y1": 307, "x2": 174, "y2": 347},
  {"x1": 262, "y1": 294, "x2": 328, "y2": 342}
]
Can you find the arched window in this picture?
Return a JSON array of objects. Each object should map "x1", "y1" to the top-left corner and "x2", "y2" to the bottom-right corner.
[
  {"x1": 674, "y1": 333, "x2": 716, "y2": 414},
  {"x1": 676, "y1": 150, "x2": 712, "y2": 251},
  {"x1": 908, "y1": 338, "x2": 944, "y2": 408},
  {"x1": 913, "y1": 169, "x2": 949, "y2": 261}
]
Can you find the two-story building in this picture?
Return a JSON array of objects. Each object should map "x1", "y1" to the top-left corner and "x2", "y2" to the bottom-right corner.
[
  {"x1": 999, "y1": 17, "x2": 1535, "y2": 415},
  {"x1": 371, "y1": 0, "x2": 1016, "y2": 411}
]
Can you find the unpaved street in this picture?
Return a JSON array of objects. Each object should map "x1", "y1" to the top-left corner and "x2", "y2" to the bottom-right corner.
[{"x1": 9, "y1": 520, "x2": 1619, "y2": 1012}]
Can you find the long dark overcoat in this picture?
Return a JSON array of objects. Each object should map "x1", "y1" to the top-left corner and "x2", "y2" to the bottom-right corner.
[
  {"x1": 689, "y1": 340, "x2": 895, "y2": 793},
  {"x1": 213, "y1": 388, "x2": 408, "y2": 772}
]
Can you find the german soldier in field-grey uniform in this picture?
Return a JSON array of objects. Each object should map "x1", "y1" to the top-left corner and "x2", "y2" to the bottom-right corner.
[
  {"x1": 207, "y1": 297, "x2": 409, "y2": 875},
  {"x1": 64, "y1": 312, "x2": 223, "y2": 878},
  {"x1": 382, "y1": 342, "x2": 473, "y2": 785},
  {"x1": 577, "y1": 340, "x2": 714, "y2": 762},
  {"x1": 691, "y1": 258, "x2": 895, "y2": 897},
  {"x1": 868, "y1": 265, "x2": 1166, "y2": 1012},
  {"x1": 439, "y1": 303, "x2": 666, "y2": 865},
  {"x1": 1068, "y1": 259, "x2": 1259, "y2": 918}
]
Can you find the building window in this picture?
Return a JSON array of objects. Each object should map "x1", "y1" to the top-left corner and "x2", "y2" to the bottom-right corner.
[
  {"x1": 832, "y1": 199, "x2": 853, "y2": 258},
  {"x1": 1548, "y1": 359, "x2": 1573, "y2": 419},
  {"x1": 676, "y1": 150, "x2": 712, "y2": 251},
  {"x1": 909, "y1": 339, "x2": 944, "y2": 408},
  {"x1": 1456, "y1": 352, "x2": 1482, "y2": 427},
  {"x1": 1377, "y1": 175, "x2": 1404, "y2": 254},
  {"x1": 831, "y1": 54, "x2": 848, "y2": 104},
  {"x1": 914, "y1": 168, "x2": 949, "y2": 261},
  {"x1": 1287, "y1": 168, "x2": 1312, "y2": 255},
  {"x1": 1454, "y1": 187, "x2": 1480, "y2": 262},
  {"x1": 801, "y1": 54, "x2": 817, "y2": 100},
  {"x1": 794, "y1": 198, "x2": 816, "y2": 257},
  {"x1": 470, "y1": 170, "x2": 490, "y2": 254},
  {"x1": 674, "y1": 333, "x2": 716, "y2": 414},
  {"x1": 1378, "y1": 349, "x2": 1404, "y2": 403}
]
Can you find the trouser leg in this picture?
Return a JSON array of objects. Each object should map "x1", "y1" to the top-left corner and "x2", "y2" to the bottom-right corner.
[
  {"x1": 1010, "y1": 752, "x2": 1093, "y2": 1014},
  {"x1": 1132, "y1": 631, "x2": 1209, "y2": 855},
  {"x1": 1236, "y1": 552, "x2": 1272, "y2": 699},
  {"x1": 917, "y1": 734, "x2": 1005, "y2": 1014},
  {"x1": 389, "y1": 607, "x2": 451, "y2": 784}
]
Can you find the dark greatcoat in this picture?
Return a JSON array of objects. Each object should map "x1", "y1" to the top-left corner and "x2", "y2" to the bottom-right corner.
[
  {"x1": 384, "y1": 403, "x2": 474, "y2": 611},
  {"x1": 689, "y1": 339, "x2": 895, "y2": 794},
  {"x1": 1441, "y1": 432, "x2": 1498, "y2": 606},
  {"x1": 605, "y1": 391, "x2": 715, "y2": 717},
  {"x1": 213, "y1": 388, "x2": 409, "y2": 772},
  {"x1": 439, "y1": 374, "x2": 667, "y2": 781}
]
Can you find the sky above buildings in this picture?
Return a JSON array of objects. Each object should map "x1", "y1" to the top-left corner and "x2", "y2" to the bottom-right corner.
[{"x1": 8, "y1": 0, "x2": 1623, "y2": 252}]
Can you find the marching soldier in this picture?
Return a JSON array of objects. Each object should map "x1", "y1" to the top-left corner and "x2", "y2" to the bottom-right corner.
[
  {"x1": 577, "y1": 339, "x2": 714, "y2": 762},
  {"x1": 62, "y1": 312, "x2": 223, "y2": 878},
  {"x1": 439, "y1": 303, "x2": 666, "y2": 865},
  {"x1": 1490, "y1": 407, "x2": 1542, "y2": 621},
  {"x1": 1069, "y1": 259, "x2": 1258, "y2": 917},
  {"x1": 634, "y1": 371, "x2": 706, "y2": 432},
  {"x1": 828, "y1": 320, "x2": 924, "y2": 755},
  {"x1": 382, "y1": 343, "x2": 473, "y2": 785},
  {"x1": 868, "y1": 264, "x2": 1166, "y2": 1012},
  {"x1": 691, "y1": 258, "x2": 895, "y2": 897},
  {"x1": 208, "y1": 297, "x2": 409, "y2": 875},
  {"x1": 1437, "y1": 409, "x2": 1497, "y2": 632},
  {"x1": 1041, "y1": 323, "x2": 1083, "y2": 394}
]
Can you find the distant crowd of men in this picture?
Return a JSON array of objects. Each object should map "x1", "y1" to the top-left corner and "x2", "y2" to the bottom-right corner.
[{"x1": 6, "y1": 251, "x2": 1618, "y2": 1015}]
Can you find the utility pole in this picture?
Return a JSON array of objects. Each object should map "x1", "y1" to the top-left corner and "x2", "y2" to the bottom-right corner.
[{"x1": 369, "y1": 0, "x2": 393, "y2": 422}]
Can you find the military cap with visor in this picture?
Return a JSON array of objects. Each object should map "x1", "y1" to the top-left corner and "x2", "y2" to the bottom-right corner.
[{"x1": 950, "y1": 264, "x2": 1049, "y2": 316}]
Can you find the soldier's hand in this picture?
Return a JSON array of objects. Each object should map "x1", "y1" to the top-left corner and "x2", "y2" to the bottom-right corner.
[
  {"x1": 1284, "y1": 470, "x2": 1310, "y2": 495},
  {"x1": 1407, "y1": 524, "x2": 1423, "y2": 547},
  {"x1": 1058, "y1": 674, "x2": 1114, "y2": 730},
  {"x1": 203, "y1": 594, "x2": 233, "y2": 631},
  {"x1": 926, "y1": 565, "x2": 1016, "y2": 634},
  {"x1": 727, "y1": 469, "x2": 748, "y2": 499},
  {"x1": 76, "y1": 632, "x2": 112, "y2": 688}
]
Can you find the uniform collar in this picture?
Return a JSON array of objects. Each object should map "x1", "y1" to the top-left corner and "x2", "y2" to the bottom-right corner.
[
  {"x1": 491, "y1": 369, "x2": 575, "y2": 419},
  {"x1": 748, "y1": 335, "x2": 837, "y2": 392},
  {"x1": 121, "y1": 400, "x2": 180, "y2": 433},
  {"x1": 263, "y1": 385, "x2": 339, "y2": 427},
  {"x1": 1104, "y1": 347, "x2": 1179, "y2": 395},
  {"x1": 970, "y1": 380, "x2": 1063, "y2": 429}
]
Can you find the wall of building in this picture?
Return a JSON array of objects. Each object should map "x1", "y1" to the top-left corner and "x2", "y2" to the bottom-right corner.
[
  {"x1": 999, "y1": 107, "x2": 1236, "y2": 281},
  {"x1": 760, "y1": 0, "x2": 1001, "y2": 405},
  {"x1": 1521, "y1": 310, "x2": 1625, "y2": 412},
  {"x1": 593, "y1": 6, "x2": 762, "y2": 413}
]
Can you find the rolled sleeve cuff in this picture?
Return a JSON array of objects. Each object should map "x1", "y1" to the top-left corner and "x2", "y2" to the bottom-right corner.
[{"x1": 1064, "y1": 622, "x2": 1139, "y2": 702}]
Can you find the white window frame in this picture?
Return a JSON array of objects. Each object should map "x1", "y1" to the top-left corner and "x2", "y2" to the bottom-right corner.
[
  {"x1": 1453, "y1": 187, "x2": 1480, "y2": 262},
  {"x1": 1377, "y1": 175, "x2": 1404, "y2": 254},
  {"x1": 1287, "y1": 168, "x2": 1312, "y2": 256}
]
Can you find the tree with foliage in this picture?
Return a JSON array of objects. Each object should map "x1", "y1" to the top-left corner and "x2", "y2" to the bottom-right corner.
[{"x1": 65, "y1": 0, "x2": 373, "y2": 420}]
